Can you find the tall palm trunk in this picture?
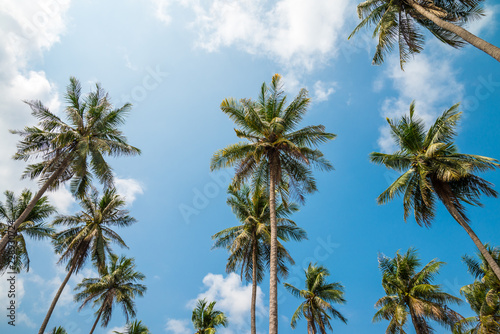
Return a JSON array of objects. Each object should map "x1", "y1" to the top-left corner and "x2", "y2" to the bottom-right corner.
[
  {"x1": 0, "y1": 157, "x2": 71, "y2": 253},
  {"x1": 409, "y1": 307, "x2": 427, "y2": 334},
  {"x1": 407, "y1": 0, "x2": 500, "y2": 62},
  {"x1": 251, "y1": 238, "x2": 257, "y2": 334},
  {"x1": 89, "y1": 306, "x2": 104, "y2": 334},
  {"x1": 269, "y1": 162, "x2": 278, "y2": 334},
  {"x1": 38, "y1": 262, "x2": 76, "y2": 334},
  {"x1": 436, "y1": 184, "x2": 500, "y2": 281}
]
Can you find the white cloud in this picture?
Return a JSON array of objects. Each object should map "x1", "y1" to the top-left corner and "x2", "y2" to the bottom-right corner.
[
  {"x1": 154, "y1": 0, "x2": 350, "y2": 71},
  {"x1": 189, "y1": 273, "x2": 266, "y2": 331},
  {"x1": 0, "y1": 0, "x2": 70, "y2": 194},
  {"x1": 165, "y1": 318, "x2": 191, "y2": 334},
  {"x1": 46, "y1": 186, "x2": 76, "y2": 214},
  {"x1": 312, "y1": 80, "x2": 336, "y2": 102},
  {"x1": 152, "y1": 0, "x2": 173, "y2": 24},
  {"x1": 376, "y1": 53, "x2": 464, "y2": 152},
  {"x1": 115, "y1": 177, "x2": 144, "y2": 205}
]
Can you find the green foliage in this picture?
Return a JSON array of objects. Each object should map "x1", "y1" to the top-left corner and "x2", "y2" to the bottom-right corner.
[
  {"x1": 192, "y1": 299, "x2": 228, "y2": 334},
  {"x1": 11, "y1": 77, "x2": 140, "y2": 198},
  {"x1": 349, "y1": 0, "x2": 486, "y2": 68},
  {"x1": 49, "y1": 326, "x2": 68, "y2": 334},
  {"x1": 374, "y1": 248, "x2": 463, "y2": 333},
  {"x1": 74, "y1": 254, "x2": 146, "y2": 329},
  {"x1": 113, "y1": 320, "x2": 151, "y2": 334},
  {"x1": 284, "y1": 263, "x2": 347, "y2": 333},
  {"x1": 212, "y1": 184, "x2": 307, "y2": 282},
  {"x1": 370, "y1": 102, "x2": 498, "y2": 227},
  {"x1": 210, "y1": 73, "x2": 335, "y2": 203},
  {"x1": 454, "y1": 247, "x2": 500, "y2": 333},
  {"x1": 0, "y1": 189, "x2": 56, "y2": 272},
  {"x1": 52, "y1": 188, "x2": 136, "y2": 274}
]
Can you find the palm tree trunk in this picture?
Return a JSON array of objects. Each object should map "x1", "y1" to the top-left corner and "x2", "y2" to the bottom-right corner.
[
  {"x1": 407, "y1": 0, "x2": 500, "y2": 62},
  {"x1": 38, "y1": 262, "x2": 76, "y2": 334},
  {"x1": 0, "y1": 157, "x2": 71, "y2": 253},
  {"x1": 89, "y1": 306, "x2": 104, "y2": 334},
  {"x1": 307, "y1": 320, "x2": 314, "y2": 334},
  {"x1": 409, "y1": 307, "x2": 426, "y2": 334},
  {"x1": 269, "y1": 162, "x2": 278, "y2": 334},
  {"x1": 438, "y1": 187, "x2": 500, "y2": 282},
  {"x1": 251, "y1": 239, "x2": 257, "y2": 334}
]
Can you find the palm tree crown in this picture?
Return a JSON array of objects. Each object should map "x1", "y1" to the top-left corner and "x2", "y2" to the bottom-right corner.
[
  {"x1": 38, "y1": 188, "x2": 136, "y2": 334},
  {"x1": 284, "y1": 263, "x2": 347, "y2": 334},
  {"x1": 74, "y1": 254, "x2": 147, "y2": 334},
  {"x1": 374, "y1": 248, "x2": 462, "y2": 333},
  {"x1": 212, "y1": 184, "x2": 307, "y2": 283},
  {"x1": 349, "y1": 0, "x2": 500, "y2": 67},
  {"x1": 113, "y1": 320, "x2": 151, "y2": 334},
  {"x1": 12, "y1": 77, "x2": 141, "y2": 196},
  {"x1": 0, "y1": 189, "x2": 56, "y2": 273},
  {"x1": 210, "y1": 73, "x2": 335, "y2": 334},
  {"x1": 191, "y1": 299, "x2": 228, "y2": 334},
  {"x1": 370, "y1": 102, "x2": 500, "y2": 281},
  {"x1": 455, "y1": 246, "x2": 500, "y2": 333},
  {"x1": 53, "y1": 187, "x2": 136, "y2": 273},
  {"x1": 1, "y1": 76, "x2": 140, "y2": 253}
]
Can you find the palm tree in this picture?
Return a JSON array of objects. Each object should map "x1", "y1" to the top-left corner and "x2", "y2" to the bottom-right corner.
[
  {"x1": 191, "y1": 299, "x2": 228, "y2": 334},
  {"x1": 349, "y1": 0, "x2": 500, "y2": 68},
  {"x1": 49, "y1": 326, "x2": 68, "y2": 334},
  {"x1": 113, "y1": 320, "x2": 151, "y2": 334},
  {"x1": 212, "y1": 184, "x2": 307, "y2": 334},
  {"x1": 0, "y1": 76, "x2": 140, "y2": 253},
  {"x1": 74, "y1": 254, "x2": 146, "y2": 334},
  {"x1": 38, "y1": 188, "x2": 136, "y2": 334},
  {"x1": 454, "y1": 246, "x2": 500, "y2": 333},
  {"x1": 373, "y1": 248, "x2": 463, "y2": 333},
  {"x1": 454, "y1": 281, "x2": 500, "y2": 333},
  {"x1": 0, "y1": 189, "x2": 56, "y2": 273},
  {"x1": 370, "y1": 102, "x2": 500, "y2": 281},
  {"x1": 284, "y1": 263, "x2": 347, "y2": 334},
  {"x1": 210, "y1": 73, "x2": 335, "y2": 334}
]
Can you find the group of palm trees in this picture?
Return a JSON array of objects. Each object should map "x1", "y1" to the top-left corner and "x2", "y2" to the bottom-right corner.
[
  {"x1": 1, "y1": 0, "x2": 499, "y2": 333},
  {"x1": 0, "y1": 78, "x2": 149, "y2": 334}
]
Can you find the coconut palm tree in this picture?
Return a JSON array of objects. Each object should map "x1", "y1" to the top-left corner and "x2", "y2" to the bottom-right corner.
[
  {"x1": 192, "y1": 299, "x2": 228, "y2": 334},
  {"x1": 284, "y1": 263, "x2": 347, "y2": 334},
  {"x1": 370, "y1": 102, "x2": 500, "y2": 281},
  {"x1": 49, "y1": 326, "x2": 68, "y2": 334},
  {"x1": 374, "y1": 248, "x2": 463, "y2": 333},
  {"x1": 454, "y1": 281, "x2": 500, "y2": 333},
  {"x1": 212, "y1": 184, "x2": 307, "y2": 334},
  {"x1": 0, "y1": 189, "x2": 56, "y2": 273},
  {"x1": 74, "y1": 254, "x2": 146, "y2": 334},
  {"x1": 210, "y1": 73, "x2": 335, "y2": 334},
  {"x1": 38, "y1": 188, "x2": 136, "y2": 334},
  {"x1": 349, "y1": 0, "x2": 500, "y2": 68},
  {"x1": 1, "y1": 76, "x2": 140, "y2": 253},
  {"x1": 454, "y1": 246, "x2": 500, "y2": 333},
  {"x1": 113, "y1": 320, "x2": 151, "y2": 334}
]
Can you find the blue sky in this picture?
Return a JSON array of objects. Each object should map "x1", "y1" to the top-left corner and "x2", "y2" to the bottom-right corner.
[{"x1": 0, "y1": 0, "x2": 500, "y2": 333}]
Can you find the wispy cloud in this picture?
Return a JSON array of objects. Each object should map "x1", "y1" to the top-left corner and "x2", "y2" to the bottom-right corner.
[{"x1": 376, "y1": 53, "x2": 464, "y2": 153}]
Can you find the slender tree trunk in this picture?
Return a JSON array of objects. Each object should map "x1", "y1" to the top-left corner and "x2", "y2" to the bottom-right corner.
[
  {"x1": 0, "y1": 158, "x2": 71, "y2": 253},
  {"x1": 89, "y1": 307, "x2": 104, "y2": 334},
  {"x1": 409, "y1": 307, "x2": 426, "y2": 334},
  {"x1": 269, "y1": 163, "x2": 278, "y2": 334},
  {"x1": 251, "y1": 238, "x2": 257, "y2": 334},
  {"x1": 307, "y1": 320, "x2": 314, "y2": 334},
  {"x1": 438, "y1": 187, "x2": 500, "y2": 282},
  {"x1": 38, "y1": 262, "x2": 76, "y2": 334},
  {"x1": 407, "y1": 0, "x2": 500, "y2": 62}
]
